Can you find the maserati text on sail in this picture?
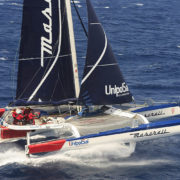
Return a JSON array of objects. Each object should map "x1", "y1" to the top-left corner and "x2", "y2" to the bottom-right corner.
[{"x1": 41, "y1": 0, "x2": 52, "y2": 67}]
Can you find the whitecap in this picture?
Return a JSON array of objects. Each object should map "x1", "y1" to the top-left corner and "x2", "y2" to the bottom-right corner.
[
  {"x1": 117, "y1": 53, "x2": 123, "y2": 56},
  {"x1": 71, "y1": 0, "x2": 80, "y2": 4},
  {"x1": 135, "y1": 3, "x2": 144, "y2": 6},
  {"x1": 0, "y1": 57, "x2": 7, "y2": 61},
  {"x1": 104, "y1": 6, "x2": 110, "y2": 9},
  {"x1": 77, "y1": 4, "x2": 82, "y2": 8},
  {"x1": 177, "y1": 45, "x2": 180, "y2": 48}
]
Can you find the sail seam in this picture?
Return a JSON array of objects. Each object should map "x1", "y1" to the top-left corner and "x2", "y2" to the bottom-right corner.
[
  {"x1": 28, "y1": 1, "x2": 62, "y2": 101},
  {"x1": 86, "y1": 63, "x2": 118, "y2": 67},
  {"x1": 81, "y1": 25, "x2": 107, "y2": 85},
  {"x1": 19, "y1": 54, "x2": 71, "y2": 61}
]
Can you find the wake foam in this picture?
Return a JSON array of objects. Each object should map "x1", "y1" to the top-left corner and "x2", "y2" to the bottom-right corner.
[
  {"x1": 0, "y1": 141, "x2": 173, "y2": 169},
  {"x1": 0, "y1": 147, "x2": 26, "y2": 166}
]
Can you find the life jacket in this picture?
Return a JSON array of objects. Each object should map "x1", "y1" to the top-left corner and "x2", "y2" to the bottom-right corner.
[
  {"x1": 12, "y1": 111, "x2": 17, "y2": 118},
  {"x1": 16, "y1": 114, "x2": 24, "y2": 121},
  {"x1": 28, "y1": 113, "x2": 35, "y2": 120},
  {"x1": 27, "y1": 112, "x2": 35, "y2": 125}
]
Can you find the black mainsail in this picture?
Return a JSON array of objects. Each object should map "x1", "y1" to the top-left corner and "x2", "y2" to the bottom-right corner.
[
  {"x1": 15, "y1": 0, "x2": 79, "y2": 105},
  {"x1": 79, "y1": 0, "x2": 133, "y2": 105}
]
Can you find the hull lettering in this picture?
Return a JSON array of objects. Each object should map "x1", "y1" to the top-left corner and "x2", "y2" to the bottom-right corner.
[{"x1": 130, "y1": 129, "x2": 169, "y2": 138}]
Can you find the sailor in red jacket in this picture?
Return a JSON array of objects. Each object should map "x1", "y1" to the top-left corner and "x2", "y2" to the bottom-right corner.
[
  {"x1": 12, "y1": 109, "x2": 18, "y2": 124},
  {"x1": 28, "y1": 111, "x2": 35, "y2": 125},
  {"x1": 13, "y1": 109, "x2": 24, "y2": 125}
]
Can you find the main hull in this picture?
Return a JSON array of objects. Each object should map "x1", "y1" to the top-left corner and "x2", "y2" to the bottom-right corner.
[
  {"x1": 0, "y1": 103, "x2": 180, "y2": 156},
  {"x1": 26, "y1": 119, "x2": 180, "y2": 155}
]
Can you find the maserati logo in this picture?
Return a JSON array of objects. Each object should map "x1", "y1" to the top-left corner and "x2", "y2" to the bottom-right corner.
[
  {"x1": 41, "y1": 0, "x2": 52, "y2": 67},
  {"x1": 130, "y1": 129, "x2": 169, "y2": 138}
]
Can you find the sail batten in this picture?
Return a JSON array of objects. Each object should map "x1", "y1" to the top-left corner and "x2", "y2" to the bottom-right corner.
[
  {"x1": 15, "y1": 0, "x2": 78, "y2": 105},
  {"x1": 19, "y1": 54, "x2": 72, "y2": 61},
  {"x1": 79, "y1": 0, "x2": 133, "y2": 105}
]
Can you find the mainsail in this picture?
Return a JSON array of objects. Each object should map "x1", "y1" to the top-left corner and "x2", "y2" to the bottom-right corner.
[
  {"x1": 79, "y1": 0, "x2": 133, "y2": 105},
  {"x1": 15, "y1": 0, "x2": 79, "y2": 105}
]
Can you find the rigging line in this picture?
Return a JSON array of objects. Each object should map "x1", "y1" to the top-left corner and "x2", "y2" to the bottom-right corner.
[
  {"x1": 17, "y1": 67, "x2": 42, "y2": 100},
  {"x1": 50, "y1": 76, "x2": 58, "y2": 100},
  {"x1": 11, "y1": 41, "x2": 19, "y2": 101},
  {"x1": 72, "y1": 0, "x2": 88, "y2": 38},
  {"x1": 11, "y1": 37, "x2": 21, "y2": 101}
]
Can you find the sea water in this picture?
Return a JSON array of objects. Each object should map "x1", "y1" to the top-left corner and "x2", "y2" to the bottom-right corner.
[{"x1": 0, "y1": 0, "x2": 180, "y2": 179}]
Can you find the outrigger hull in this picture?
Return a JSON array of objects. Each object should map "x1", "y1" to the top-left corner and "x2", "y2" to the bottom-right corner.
[
  {"x1": 25, "y1": 119, "x2": 180, "y2": 155},
  {"x1": 132, "y1": 103, "x2": 180, "y2": 121}
]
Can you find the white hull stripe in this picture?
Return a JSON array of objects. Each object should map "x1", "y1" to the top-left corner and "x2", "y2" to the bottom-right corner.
[
  {"x1": 28, "y1": 1, "x2": 62, "y2": 101},
  {"x1": 81, "y1": 24, "x2": 107, "y2": 85}
]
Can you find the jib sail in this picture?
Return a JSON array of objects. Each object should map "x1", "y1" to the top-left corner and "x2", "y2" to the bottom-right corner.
[{"x1": 79, "y1": 0, "x2": 133, "y2": 105}]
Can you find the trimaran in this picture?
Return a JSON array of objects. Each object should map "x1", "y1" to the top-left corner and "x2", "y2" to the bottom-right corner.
[{"x1": 0, "y1": 0, "x2": 180, "y2": 156}]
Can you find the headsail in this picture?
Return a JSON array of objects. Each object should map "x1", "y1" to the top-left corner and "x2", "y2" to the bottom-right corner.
[
  {"x1": 79, "y1": 0, "x2": 133, "y2": 105},
  {"x1": 15, "y1": 0, "x2": 79, "y2": 105}
]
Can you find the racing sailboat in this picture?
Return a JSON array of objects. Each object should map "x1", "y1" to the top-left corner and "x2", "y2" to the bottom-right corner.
[
  {"x1": 0, "y1": 0, "x2": 180, "y2": 156},
  {"x1": 0, "y1": 0, "x2": 80, "y2": 139}
]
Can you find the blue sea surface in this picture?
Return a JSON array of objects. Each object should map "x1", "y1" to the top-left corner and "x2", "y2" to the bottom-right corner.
[{"x1": 0, "y1": 0, "x2": 180, "y2": 179}]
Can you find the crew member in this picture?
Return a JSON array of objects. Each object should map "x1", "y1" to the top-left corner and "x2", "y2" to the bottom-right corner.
[
  {"x1": 28, "y1": 110, "x2": 35, "y2": 125},
  {"x1": 12, "y1": 109, "x2": 18, "y2": 124},
  {"x1": 23, "y1": 107, "x2": 32, "y2": 124},
  {"x1": 15, "y1": 109, "x2": 25, "y2": 125}
]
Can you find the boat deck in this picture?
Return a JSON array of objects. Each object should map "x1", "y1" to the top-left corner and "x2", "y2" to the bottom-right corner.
[{"x1": 66, "y1": 113, "x2": 141, "y2": 136}]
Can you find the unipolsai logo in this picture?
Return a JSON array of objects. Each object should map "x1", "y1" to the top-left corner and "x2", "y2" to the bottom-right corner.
[
  {"x1": 105, "y1": 82, "x2": 129, "y2": 97},
  {"x1": 41, "y1": 0, "x2": 53, "y2": 67},
  {"x1": 69, "y1": 139, "x2": 89, "y2": 146}
]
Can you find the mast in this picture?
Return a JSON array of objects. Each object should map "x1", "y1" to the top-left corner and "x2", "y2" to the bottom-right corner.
[{"x1": 65, "y1": 0, "x2": 80, "y2": 98}]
